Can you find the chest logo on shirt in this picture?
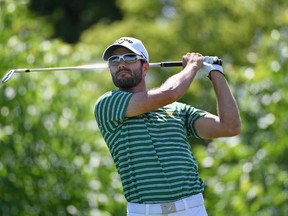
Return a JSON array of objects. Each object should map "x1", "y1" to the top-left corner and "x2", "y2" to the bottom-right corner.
[{"x1": 166, "y1": 111, "x2": 174, "y2": 118}]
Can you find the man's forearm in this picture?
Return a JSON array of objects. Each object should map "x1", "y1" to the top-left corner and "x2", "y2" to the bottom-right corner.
[
  {"x1": 210, "y1": 71, "x2": 241, "y2": 134},
  {"x1": 159, "y1": 64, "x2": 198, "y2": 101}
]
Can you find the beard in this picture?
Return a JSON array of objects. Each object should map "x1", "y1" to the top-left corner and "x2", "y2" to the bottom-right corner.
[{"x1": 111, "y1": 66, "x2": 143, "y2": 89}]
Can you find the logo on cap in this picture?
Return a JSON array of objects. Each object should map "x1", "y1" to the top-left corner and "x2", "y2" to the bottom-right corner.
[{"x1": 115, "y1": 38, "x2": 133, "y2": 45}]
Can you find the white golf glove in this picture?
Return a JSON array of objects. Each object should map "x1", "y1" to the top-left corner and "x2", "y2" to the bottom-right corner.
[
  {"x1": 202, "y1": 56, "x2": 224, "y2": 79},
  {"x1": 203, "y1": 56, "x2": 220, "y2": 64}
]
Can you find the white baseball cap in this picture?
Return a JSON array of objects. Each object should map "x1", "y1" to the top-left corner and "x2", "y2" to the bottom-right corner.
[{"x1": 102, "y1": 37, "x2": 149, "y2": 62}]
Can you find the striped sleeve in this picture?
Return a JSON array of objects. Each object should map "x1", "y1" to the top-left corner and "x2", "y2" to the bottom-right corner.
[
  {"x1": 183, "y1": 104, "x2": 207, "y2": 138},
  {"x1": 94, "y1": 90, "x2": 133, "y2": 133}
]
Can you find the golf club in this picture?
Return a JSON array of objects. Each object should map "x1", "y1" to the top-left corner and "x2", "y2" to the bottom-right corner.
[{"x1": 2, "y1": 58, "x2": 222, "y2": 83}]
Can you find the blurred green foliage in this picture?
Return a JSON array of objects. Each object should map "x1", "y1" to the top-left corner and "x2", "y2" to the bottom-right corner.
[{"x1": 0, "y1": 0, "x2": 288, "y2": 215}]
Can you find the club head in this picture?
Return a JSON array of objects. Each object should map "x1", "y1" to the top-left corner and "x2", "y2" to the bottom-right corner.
[{"x1": 2, "y1": 70, "x2": 15, "y2": 83}]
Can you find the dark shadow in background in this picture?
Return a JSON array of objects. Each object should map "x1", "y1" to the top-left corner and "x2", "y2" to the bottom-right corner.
[{"x1": 28, "y1": 0, "x2": 123, "y2": 44}]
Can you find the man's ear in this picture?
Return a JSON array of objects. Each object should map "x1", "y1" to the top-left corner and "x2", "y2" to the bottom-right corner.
[{"x1": 142, "y1": 62, "x2": 150, "y2": 75}]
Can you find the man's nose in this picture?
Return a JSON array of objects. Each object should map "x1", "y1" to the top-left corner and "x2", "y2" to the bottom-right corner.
[{"x1": 118, "y1": 59, "x2": 127, "y2": 67}]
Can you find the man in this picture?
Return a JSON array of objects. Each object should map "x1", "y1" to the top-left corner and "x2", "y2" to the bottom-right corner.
[{"x1": 94, "y1": 37, "x2": 241, "y2": 216}]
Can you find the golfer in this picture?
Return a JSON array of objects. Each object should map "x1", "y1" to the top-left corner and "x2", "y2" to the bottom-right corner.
[{"x1": 94, "y1": 37, "x2": 241, "y2": 216}]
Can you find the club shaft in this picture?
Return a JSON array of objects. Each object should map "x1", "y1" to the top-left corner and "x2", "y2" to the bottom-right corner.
[
  {"x1": 13, "y1": 63, "x2": 108, "y2": 73},
  {"x1": 2, "y1": 59, "x2": 222, "y2": 83}
]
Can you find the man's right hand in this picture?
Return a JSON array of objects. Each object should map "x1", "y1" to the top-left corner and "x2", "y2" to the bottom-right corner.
[{"x1": 182, "y1": 52, "x2": 203, "y2": 72}]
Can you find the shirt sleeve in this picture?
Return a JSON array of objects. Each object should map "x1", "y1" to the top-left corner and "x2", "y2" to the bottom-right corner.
[
  {"x1": 183, "y1": 104, "x2": 207, "y2": 138},
  {"x1": 94, "y1": 90, "x2": 133, "y2": 134}
]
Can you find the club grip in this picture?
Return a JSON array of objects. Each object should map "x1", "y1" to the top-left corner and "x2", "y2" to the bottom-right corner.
[
  {"x1": 160, "y1": 61, "x2": 183, "y2": 67},
  {"x1": 210, "y1": 59, "x2": 222, "y2": 66}
]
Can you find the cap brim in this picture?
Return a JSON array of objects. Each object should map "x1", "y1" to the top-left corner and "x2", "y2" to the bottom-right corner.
[
  {"x1": 102, "y1": 45, "x2": 123, "y2": 61},
  {"x1": 102, "y1": 44, "x2": 142, "y2": 61}
]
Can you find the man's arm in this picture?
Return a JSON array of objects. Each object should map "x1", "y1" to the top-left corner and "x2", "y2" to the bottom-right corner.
[
  {"x1": 194, "y1": 71, "x2": 241, "y2": 138},
  {"x1": 125, "y1": 53, "x2": 203, "y2": 117}
]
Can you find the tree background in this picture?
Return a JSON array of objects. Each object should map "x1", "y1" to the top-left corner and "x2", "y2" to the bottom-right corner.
[{"x1": 0, "y1": 0, "x2": 288, "y2": 215}]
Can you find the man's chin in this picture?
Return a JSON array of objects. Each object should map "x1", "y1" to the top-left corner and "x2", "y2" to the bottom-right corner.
[{"x1": 114, "y1": 80, "x2": 135, "y2": 89}]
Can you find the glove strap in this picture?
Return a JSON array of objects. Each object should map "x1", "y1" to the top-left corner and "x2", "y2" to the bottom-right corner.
[{"x1": 208, "y1": 70, "x2": 225, "y2": 80}]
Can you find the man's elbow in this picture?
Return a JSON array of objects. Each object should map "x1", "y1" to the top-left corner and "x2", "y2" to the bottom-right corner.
[{"x1": 226, "y1": 122, "x2": 242, "y2": 137}]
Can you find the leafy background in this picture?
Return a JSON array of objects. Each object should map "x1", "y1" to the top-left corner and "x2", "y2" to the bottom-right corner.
[{"x1": 0, "y1": 0, "x2": 287, "y2": 215}]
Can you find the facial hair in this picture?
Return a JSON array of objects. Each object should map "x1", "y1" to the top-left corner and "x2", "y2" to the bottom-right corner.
[{"x1": 112, "y1": 65, "x2": 143, "y2": 89}]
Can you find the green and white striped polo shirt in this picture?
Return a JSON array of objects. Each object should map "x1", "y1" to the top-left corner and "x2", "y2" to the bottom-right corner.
[{"x1": 94, "y1": 90, "x2": 206, "y2": 204}]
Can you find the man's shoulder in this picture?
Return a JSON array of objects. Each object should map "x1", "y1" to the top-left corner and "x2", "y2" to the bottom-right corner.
[
  {"x1": 94, "y1": 90, "x2": 134, "y2": 115},
  {"x1": 98, "y1": 89, "x2": 121, "y2": 99},
  {"x1": 96, "y1": 90, "x2": 131, "y2": 103}
]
